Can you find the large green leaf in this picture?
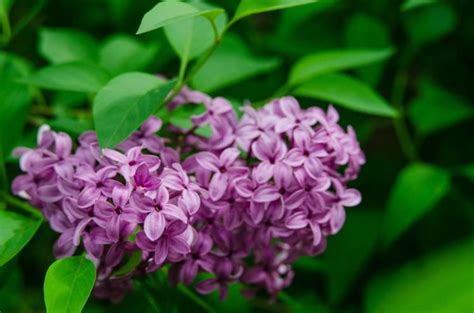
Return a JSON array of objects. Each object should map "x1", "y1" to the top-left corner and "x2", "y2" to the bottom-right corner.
[
  {"x1": 0, "y1": 211, "x2": 41, "y2": 267},
  {"x1": 191, "y1": 34, "x2": 281, "y2": 92},
  {"x1": 403, "y1": 2, "x2": 456, "y2": 47},
  {"x1": 232, "y1": 0, "x2": 318, "y2": 22},
  {"x1": 365, "y1": 239, "x2": 474, "y2": 313},
  {"x1": 44, "y1": 255, "x2": 96, "y2": 313},
  {"x1": 136, "y1": 1, "x2": 224, "y2": 35},
  {"x1": 343, "y1": 14, "x2": 391, "y2": 86},
  {"x1": 24, "y1": 62, "x2": 111, "y2": 93},
  {"x1": 164, "y1": 1, "x2": 226, "y2": 62},
  {"x1": 289, "y1": 48, "x2": 394, "y2": 86},
  {"x1": 409, "y1": 81, "x2": 474, "y2": 137},
  {"x1": 99, "y1": 34, "x2": 159, "y2": 75},
  {"x1": 38, "y1": 28, "x2": 99, "y2": 64},
  {"x1": 323, "y1": 210, "x2": 381, "y2": 304},
  {"x1": 0, "y1": 53, "x2": 32, "y2": 155},
  {"x1": 382, "y1": 163, "x2": 451, "y2": 246},
  {"x1": 294, "y1": 73, "x2": 398, "y2": 117},
  {"x1": 93, "y1": 73, "x2": 176, "y2": 148}
]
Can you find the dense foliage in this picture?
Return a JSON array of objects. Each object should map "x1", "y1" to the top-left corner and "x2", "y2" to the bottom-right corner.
[{"x1": 0, "y1": 0, "x2": 473, "y2": 313}]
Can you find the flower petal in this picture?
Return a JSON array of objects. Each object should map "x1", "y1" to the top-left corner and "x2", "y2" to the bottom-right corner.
[{"x1": 144, "y1": 212, "x2": 165, "y2": 241}]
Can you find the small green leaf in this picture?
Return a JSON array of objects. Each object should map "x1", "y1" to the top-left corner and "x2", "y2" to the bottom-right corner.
[
  {"x1": 232, "y1": 0, "x2": 318, "y2": 23},
  {"x1": 289, "y1": 48, "x2": 394, "y2": 86},
  {"x1": 408, "y1": 81, "x2": 474, "y2": 136},
  {"x1": 99, "y1": 34, "x2": 159, "y2": 75},
  {"x1": 401, "y1": 0, "x2": 436, "y2": 11},
  {"x1": 293, "y1": 73, "x2": 398, "y2": 117},
  {"x1": 403, "y1": 2, "x2": 456, "y2": 47},
  {"x1": 93, "y1": 73, "x2": 176, "y2": 148},
  {"x1": 136, "y1": 1, "x2": 223, "y2": 35},
  {"x1": 164, "y1": 2, "x2": 226, "y2": 62},
  {"x1": 44, "y1": 255, "x2": 96, "y2": 313},
  {"x1": 0, "y1": 52, "x2": 33, "y2": 155},
  {"x1": 191, "y1": 34, "x2": 281, "y2": 92},
  {"x1": 0, "y1": 211, "x2": 41, "y2": 267},
  {"x1": 382, "y1": 163, "x2": 451, "y2": 246},
  {"x1": 112, "y1": 251, "x2": 142, "y2": 277},
  {"x1": 38, "y1": 28, "x2": 99, "y2": 64},
  {"x1": 365, "y1": 239, "x2": 474, "y2": 313},
  {"x1": 24, "y1": 62, "x2": 111, "y2": 93}
]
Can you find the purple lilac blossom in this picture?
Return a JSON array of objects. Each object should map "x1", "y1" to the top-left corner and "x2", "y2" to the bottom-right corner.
[{"x1": 12, "y1": 88, "x2": 365, "y2": 302}]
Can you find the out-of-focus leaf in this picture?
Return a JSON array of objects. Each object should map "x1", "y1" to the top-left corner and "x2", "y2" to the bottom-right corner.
[
  {"x1": 212, "y1": 284, "x2": 251, "y2": 313},
  {"x1": 294, "y1": 256, "x2": 326, "y2": 273},
  {"x1": 0, "y1": 266, "x2": 23, "y2": 311},
  {"x1": 275, "y1": 2, "x2": 337, "y2": 38},
  {"x1": 93, "y1": 73, "x2": 176, "y2": 148},
  {"x1": 232, "y1": 0, "x2": 318, "y2": 22},
  {"x1": 38, "y1": 28, "x2": 99, "y2": 64},
  {"x1": 0, "y1": 211, "x2": 41, "y2": 267},
  {"x1": 49, "y1": 117, "x2": 93, "y2": 136},
  {"x1": 365, "y1": 238, "x2": 474, "y2": 313},
  {"x1": 169, "y1": 103, "x2": 212, "y2": 138},
  {"x1": 136, "y1": 1, "x2": 224, "y2": 35},
  {"x1": 99, "y1": 34, "x2": 159, "y2": 75},
  {"x1": 191, "y1": 34, "x2": 281, "y2": 92},
  {"x1": 403, "y1": 3, "x2": 456, "y2": 47},
  {"x1": 401, "y1": 0, "x2": 436, "y2": 11},
  {"x1": 281, "y1": 293, "x2": 329, "y2": 313},
  {"x1": 294, "y1": 73, "x2": 398, "y2": 117},
  {"x1": 289, "y1": 48, "x2": 394, "y2": 86},
  {"x1": 343, "y1": 14, "x2": 391, "y2": 86},
  {"x1": 164, "y1": 2, "x2": 226, "y2": 62},
  {"x1": 23, "y1": 62, "x2": 111, "y2": 93},
  {"x1": 44, "y1": 255, "x2": 96, "y2": 313},
  {"x1": 382, "y1": 163, "x2": 451, "y2": 246},
  {"x1": 408, "y1": 81, "x2": 474, "y2": 136},
  {"x1": 323, "y1": 210, "x2": 381, "y2": 304},
  {"x1": 460, "y1": 164, "x2": 474, "y2": 183},
  {"x1": 0, "y1": 52, "x2": 32, "y2": 155}
]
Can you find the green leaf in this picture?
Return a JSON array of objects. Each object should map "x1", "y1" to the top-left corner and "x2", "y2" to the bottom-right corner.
[
  {"x1": 365, "y1": 239, "x2": 474, "y2": 313},
  {"x1": 460, "y1": 164, "x2": 474, "y2": 183},
  {"x1": 382, "y1": 163, "x2": 451, "y2": 246},
  {"x1": 99, "y1": 34, "x2": 159, "y2": 75},
  {"x1": 0, "y1": 52, "x2": 33, "y2": 156},
  {"x1": 49, "y1": 117, "x2": 93, "y2": 137},
  {"x1": 164, "y1": 2, "x2": 226, "y2": 62},
  {"x1": 168, "y1": 102, "x2": 213, "y2": 138},
  {"x1": 44, "y1": 255, "x2": 96, "y2": 313},
  {"x1": 293, "y1": 73, "x2": 398, "y2": 117},
  {"x1": 93, "y1": 73, "x2": 176, "y2": 148},
  {"x1": 0, "y1": 211, "x2": 41, "y2": 267},
  {"x1": 24, "y1": 62, "x2": 111, "y2": 93},
  {"x1": 38, "y1": 28, "x2": 99, "y2": 64},
  {"x1": 343, "y1": 14, "x2": 391, "y2": 86},
  {"x1": 232, "y1": 0, "x2": 318, "y2": 23},
  {"x1": 401, "y1": 0, "x2": 436, "y2": 11},
  {"x1": 136, "y1": 1, "x2": 224, "y2": 35},
  {"x1": 323, "y1": 210, "x2": 381, "y2": 304},
  {"x1": 289, "y1": 48, "x2": 394, "y2": 86},
  {"x1": 403, "y1": 3, "x2": 456, "y2": 47},
  {"x1": 112, "y1": 251, "x2": 142, "y2": 277},
  {"x1": 408, "y1": 81, "x2": 474, "y2": 136},
  {"x1": 191, "y1": 34, "x2": 281, "y2": 92}
]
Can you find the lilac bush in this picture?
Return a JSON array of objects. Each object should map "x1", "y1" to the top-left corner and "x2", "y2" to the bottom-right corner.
[{"x1": 12, "y1": 87, "x2": 365, "y2": 302}]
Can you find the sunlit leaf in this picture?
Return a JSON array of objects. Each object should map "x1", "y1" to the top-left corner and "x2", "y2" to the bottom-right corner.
[
  {"x1": 382, "y1": 163, "x2": 451, "y2": 246},
  {"x1": 409, "y1": 80, "x2": 474, "y2": 136},
  {"x1": 38, "y1": 28, "x2": 99, "y2": 64},
  {"x1": 136, "y1": 1, "x2": 224, "y2": 34},
  {"x1": 294, "y1": 73, "x2": 398, "y2": 117},
  {"x1": 93, "y1": 73, "x2": 176, "y2": 148},
  {"x1": 366, "y1": 239, "x2": 474, "y2": 313},
  {"x1": 44, "y1": 255, "x2": 96, "y2": 313},
  {"x1": 0, "y1": 211, "x2": 41, "y2": 267},
  {"x1": 23, "y1": 62, "x2": 111, "y2": 93},
  {"x1": 191, "y1": 34, "x2": 281, "y2": 92},
  {"x1": 99, "y1": 34, "x2": 159, "y2": 75},
  {"x1": 289, "y1": 48, "x2": 394, "y2": 86},
  {"x1": 232, "y1": 0, "x2": 318, "y2": 23}
]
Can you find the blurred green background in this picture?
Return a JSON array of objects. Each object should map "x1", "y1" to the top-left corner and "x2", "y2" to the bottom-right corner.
[{"x1": 0, "y1": 0, "x2": 473, "y2": 312}]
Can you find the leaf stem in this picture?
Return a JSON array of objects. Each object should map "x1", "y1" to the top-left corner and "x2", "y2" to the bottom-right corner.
[
  {"x1": 0, "y1": 0, "x2": 12, "y2": 46},
  {"x1": 1, "y1": 192, "x2": 44, "y2": 219}
]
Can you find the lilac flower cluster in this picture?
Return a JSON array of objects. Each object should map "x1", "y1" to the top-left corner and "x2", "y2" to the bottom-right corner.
[{"x1": 12, "y1": 87, "x2": 365, "y2": 302}]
